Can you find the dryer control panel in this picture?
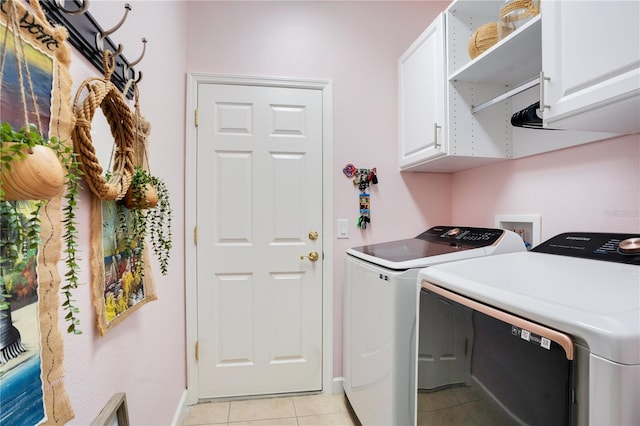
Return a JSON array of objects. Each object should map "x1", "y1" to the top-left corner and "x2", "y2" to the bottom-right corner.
[{"x1": 532, "y1": 232, "x2": 640, "y2": 265}]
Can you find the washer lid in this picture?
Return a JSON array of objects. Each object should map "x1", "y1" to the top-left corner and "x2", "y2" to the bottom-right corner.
[
  {"x1": 419, "y1": 251, "x2": 640, "y2": 365},
  {"x1": 347, "y1": 226, "x2": 518, "y2": 270},
  {"x1": 349, "y1": 237, "x2": 474, "y2": 263}
]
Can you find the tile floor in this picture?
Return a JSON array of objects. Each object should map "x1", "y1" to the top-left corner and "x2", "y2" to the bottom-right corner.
[
  {"x1": 182, "y1": 394, "x2": 358, "y2": 426},
  {"x1": 417, "y1": 386, "x2": 513, "y2": 426}
]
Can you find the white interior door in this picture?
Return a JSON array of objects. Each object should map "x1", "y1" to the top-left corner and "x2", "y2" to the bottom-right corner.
[
  {"x1": 417, "y1": 290, "x2": 471, "y2": 390},
  {"x1": 195, "y1": 83, "x2": 323, "y2": 398}
]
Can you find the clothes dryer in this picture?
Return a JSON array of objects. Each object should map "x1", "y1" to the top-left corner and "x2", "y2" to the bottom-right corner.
[{"x1": 417, "y1": 232, "x2": 640, "y2": 425}]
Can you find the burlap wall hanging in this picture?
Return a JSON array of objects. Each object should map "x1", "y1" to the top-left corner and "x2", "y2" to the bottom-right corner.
[
  {"x1": 0, "y1": 0, "x2": 74, "y2": 424},
  {"x1": 72, "y1": 66, "x2": 158, "y2": 336}
]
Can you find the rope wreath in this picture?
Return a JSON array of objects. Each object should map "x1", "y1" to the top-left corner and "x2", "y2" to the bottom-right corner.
[{"x1": 71, "y1": 51, "x2": 135, "y2": 200}]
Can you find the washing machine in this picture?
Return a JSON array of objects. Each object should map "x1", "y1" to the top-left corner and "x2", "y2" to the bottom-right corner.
[
  {"x1": 417, "y1": 232, "x2": 640, "y2": 425},
  {"x1": 343, "y1": 225, "x2": 526, "y2": 426}
]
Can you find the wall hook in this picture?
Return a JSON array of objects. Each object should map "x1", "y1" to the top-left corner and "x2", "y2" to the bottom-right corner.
[
  {"x1": 95, "y1": 3, "x2": 131, "y2": 53},
  {"x1": 122, "y1": 70, "x2": 142, "y2": 95},
  {"x1": 128, "y1": 37, "x2": 147, "y2": 67},
  {"x1": 55, "y1": 0, "x2": 90, "y2": 15},
  {"x1": 121, "y1": 37, "x2": 146, "y2": 88}
]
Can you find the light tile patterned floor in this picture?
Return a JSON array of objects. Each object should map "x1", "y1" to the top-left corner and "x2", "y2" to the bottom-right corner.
[
  {"x1": 182, "y1": 394, "x2": 358, "y2": 426},
  {"x1": 417, "y1": 386, "x2": 514, "y2": 426}
]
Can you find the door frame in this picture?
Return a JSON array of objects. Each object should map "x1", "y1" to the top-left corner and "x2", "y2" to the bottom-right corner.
[{"x1": 184, "y1": 73, "x2": 334, "y2": 405}]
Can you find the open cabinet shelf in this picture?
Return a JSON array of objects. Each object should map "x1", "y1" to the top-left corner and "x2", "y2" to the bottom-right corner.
[{"x1": 449, "y1": 15, "x2": 541, "y2": 86}]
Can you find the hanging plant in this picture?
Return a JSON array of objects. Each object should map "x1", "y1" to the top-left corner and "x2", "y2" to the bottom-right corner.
[
  {"x1": 0, "y1": 122, "x2": 84, "y2": 334},
  {"x1": 118, "y1": 167, "x2": 172, "y2": 276},
  {"x1": 114, "y1": 81, "x2": 172, "y2": 277},
  {"x1": 0, "y1": 124, "x2": 58, "y2": 279},
  {"x1": 123, "y1": 166, "x2": 158, "y2": 209}
]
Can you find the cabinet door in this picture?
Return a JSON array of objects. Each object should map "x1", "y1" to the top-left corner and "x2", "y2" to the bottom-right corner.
[
  {"x1": 399, "y1": 14, "x2": 446, "y2": 170},
  {"x1": 541, "y1": 1, "x2": 640, "y2": 134}
]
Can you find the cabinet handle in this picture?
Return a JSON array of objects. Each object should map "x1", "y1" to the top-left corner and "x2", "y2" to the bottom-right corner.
[
  {"x1": 433, "y1": 123, "x2": 442, "y2": 148},
  {"x1": 539, "y1": 71, "x2": 551, "y2": 112}
]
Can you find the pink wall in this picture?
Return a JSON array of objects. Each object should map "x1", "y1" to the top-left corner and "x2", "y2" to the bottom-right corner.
[
  {"x1": 53, "y1": 2, "x2": 639, "y2": 422},
  {"x1": 452, "y1": 135, "x2": 640, "y2": 239},
  {"x1": 186, "y1": 0, "x2": 452, "y2": 380},
  {"x1": 60, "y1": 2, "x2": 188, "y2": 425}
]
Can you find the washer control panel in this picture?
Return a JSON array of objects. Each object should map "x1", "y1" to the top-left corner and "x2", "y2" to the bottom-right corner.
[
  {"x1": 416, "y1": 226, "x2": 505, "y2": 248},
  {"x1": 532, "y1": 232, "x2": 640, "y2": 265}
]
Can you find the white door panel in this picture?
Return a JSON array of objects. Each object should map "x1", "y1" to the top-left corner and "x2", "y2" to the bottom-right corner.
[
  {"x1": 542, "y1": 1, "x2": 640, "y2": 133},
  {"x1": 196, "y1": 83, "x2": 323, "y2": 398}
]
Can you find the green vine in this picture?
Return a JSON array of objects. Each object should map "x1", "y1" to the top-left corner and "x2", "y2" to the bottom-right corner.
[
  {"x1": 51, "y1": 137, "x2": 84, "y2": 335},
  {"x1": 148, "y1": 175, "x2": 172, "y2": 275}
]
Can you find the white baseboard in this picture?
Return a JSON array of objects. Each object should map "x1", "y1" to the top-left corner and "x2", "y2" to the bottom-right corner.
[
  {"x1": 332, "y1": 377, "x2": 344, "y2": 395},
  {"x1": 171, "y1": 389, "x2": 189, "y2": 426}
]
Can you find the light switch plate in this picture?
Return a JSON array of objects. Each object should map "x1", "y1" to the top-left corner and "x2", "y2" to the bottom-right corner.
[{"x1": 337, "y1": 219, "x2": 349, "y2": 239}]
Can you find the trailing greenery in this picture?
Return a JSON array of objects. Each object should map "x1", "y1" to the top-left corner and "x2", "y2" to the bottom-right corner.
[
  {"x1": 51, "y1": 136, "x2": 84, "y2": 335},
  {"x1": 148, "y1": 175, "x2": 172, "y2": 275},
  {"x1": 0, "y1": 122, "x2": 83, "y2": 334},
  {"x1": 118, "y1": 167, "x2": 173, "y2": 276}
]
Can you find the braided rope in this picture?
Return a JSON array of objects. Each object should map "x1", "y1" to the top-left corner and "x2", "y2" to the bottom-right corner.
[
  {"x1": 71, "y1": 70, "x2": 135, "y2": 201},
  {"x1": 132, "y1": 82, "x2": 151, "y2": 169},
  {"x1": 0, "y1": 0, "x2": 43, "y2": 135}
]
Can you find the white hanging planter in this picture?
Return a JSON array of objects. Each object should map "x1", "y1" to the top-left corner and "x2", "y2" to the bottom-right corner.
[
  {"x1": 123, "y1": 181, "x2": 158, "y2": 210},
  {"x1": 1, "y1": 142, "x2": 66, "y2": 201}
]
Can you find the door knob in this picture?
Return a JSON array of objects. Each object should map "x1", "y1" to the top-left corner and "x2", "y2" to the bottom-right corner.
[
  {"x1": 300, "y1": 251, "x2": 319, "y2": 262},
  {"x1": 308, "y1": 231, "x2": 319, "y2": 241}
]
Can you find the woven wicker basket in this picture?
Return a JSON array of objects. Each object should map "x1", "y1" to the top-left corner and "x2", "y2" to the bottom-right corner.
[
  {"x1": 468, "y1": 22, "x2": 499, "y2": 59},
  {"x1": 500, "y1": 0, "x2": 540, "y2": 20},
  {"x1": 498, "y1": 0, "x2": 540, "y2": 40}
]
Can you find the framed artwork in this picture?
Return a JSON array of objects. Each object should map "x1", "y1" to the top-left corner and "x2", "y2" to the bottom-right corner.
[
  {"x1": 91, "y1": 197, "x2": 157, "y2": 335},
  {"x1": 91, "y1": 393, "x2": 130, "y2": 426},
  {"x1": 0, "y1": 1, "x2": 75, "y2": 424}
]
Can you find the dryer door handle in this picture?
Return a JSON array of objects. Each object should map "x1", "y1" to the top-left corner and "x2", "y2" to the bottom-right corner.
[{"x1": 421, "y1": 281, "x2": 574, "y2": 360}]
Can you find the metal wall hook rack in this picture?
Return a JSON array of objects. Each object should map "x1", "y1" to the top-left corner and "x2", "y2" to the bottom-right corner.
[
  {"x1": 40, "y1": 0, "x2": 146, "y2": 99},
  {"x1": 54, "y1": 0, "x2": 89, "y2": 15}
]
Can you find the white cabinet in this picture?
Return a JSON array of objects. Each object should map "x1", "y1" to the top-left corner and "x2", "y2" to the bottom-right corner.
[
  {"x1": 398, "y1": 14, "x2": 446, "y2": 170},
  {"x1": 399, "y1": 11, "x2": 514, "y2": 173},
  {"x1": 399, "y1": 0, "x2": 633, "y2": 173},
  {"x1": 541, "y1": 1, "x2": 640, "y2": 134}
]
